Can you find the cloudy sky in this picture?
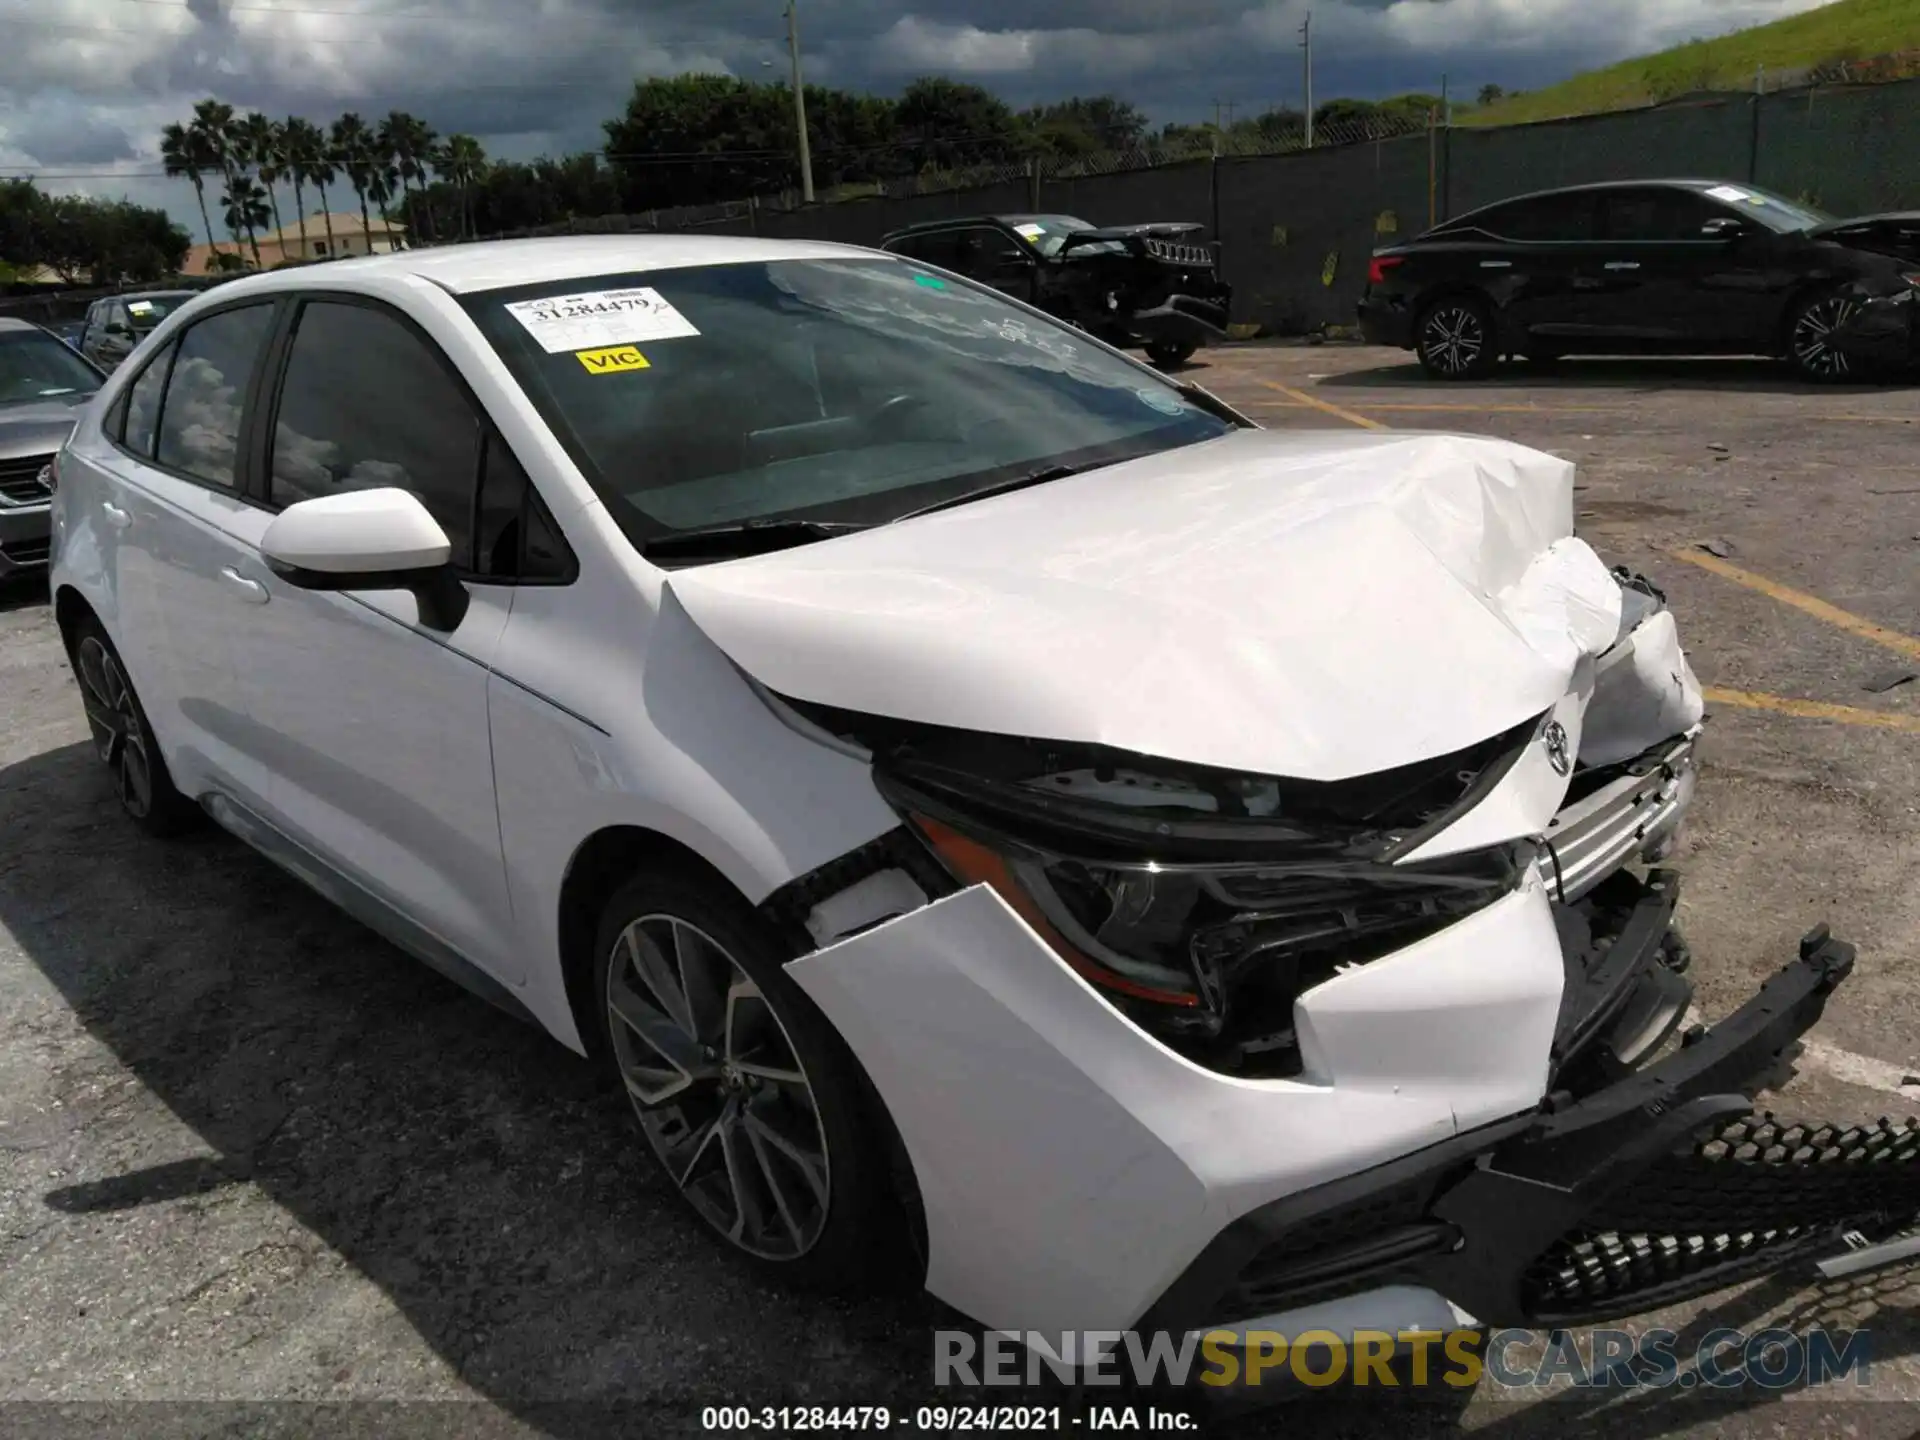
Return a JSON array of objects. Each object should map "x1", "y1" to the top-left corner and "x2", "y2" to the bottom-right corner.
[{"x1": 0, "y1": 0, "x2": 1836, "y2": 235}]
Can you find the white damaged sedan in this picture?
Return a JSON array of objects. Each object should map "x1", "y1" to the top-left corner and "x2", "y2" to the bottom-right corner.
[{"x1": 47, "y1": 236, "x2": 1920, "y2": 1351}]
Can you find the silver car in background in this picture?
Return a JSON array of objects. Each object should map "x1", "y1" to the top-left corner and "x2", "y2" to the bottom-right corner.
[{"x1": 0, "y1": 317, "x2": 106, "y2": 580}]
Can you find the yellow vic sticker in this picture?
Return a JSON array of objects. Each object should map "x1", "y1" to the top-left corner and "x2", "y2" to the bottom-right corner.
[{"x1": 575, "y1": 345, "x2": 649, "y2": 374}]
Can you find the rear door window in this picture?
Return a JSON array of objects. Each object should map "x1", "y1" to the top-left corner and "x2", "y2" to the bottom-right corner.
[
  {"x1": 152, "y1": 302, "x2": 276, "y2": 489},
  {"x1": 1480, "y1": 192, "x2": 1600, "y2": 242}
]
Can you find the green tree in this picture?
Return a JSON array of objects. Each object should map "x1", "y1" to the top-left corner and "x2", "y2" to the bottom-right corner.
[
  {"x1": 329, "y1": 112, "x2": 378, "y2": 251},
  {"x1": 237, "y1": 112, "x2": 287, "y2": 245},
  {"x1": 220, "y1": 176, "x2": 270, "y2": 267},
  {"x1": 603, "y1": 75, "x2": 795, "y2": 209},
  {"x1": 280, "y1": 116, "x2": 326, "y2": 257},
  {"x1": 190, "y1": 99, "x2": 246, "y2": 252},
  {"x1": 894, "y1": 76, "x2": 1022, "y2": 171},
  {"x1": 1478, "y1": 83, "x2": 1506, "y2": 106},
  {"x1": 160, "y1": 121, "x2": 220, "y2": 257},
  {"x1": 1021, "y1": 95, "x2": 1148, "y2": 157},
  {"x1": 435, "y1": 133, "x2": 487, "y2": 239},
  {"x1": 382, "y1": 111, "x2": 438, "y2": 242}
]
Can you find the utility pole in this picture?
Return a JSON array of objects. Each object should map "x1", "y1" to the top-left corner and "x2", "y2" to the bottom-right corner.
[
  {"x1": 1301, "y1": 12, "x2": 1315, "y2": 148},
  {"x1": 786, "y1": 1, "x2": 814, "y2": 203}
]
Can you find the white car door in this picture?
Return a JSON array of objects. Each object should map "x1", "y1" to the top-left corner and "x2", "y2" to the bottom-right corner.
[
  {"x1": 220, "y1": 295, "x2": 526, "y2": 983},
  {"x1": 87, "y1": 299, "x2": 284, "y2": 813}
]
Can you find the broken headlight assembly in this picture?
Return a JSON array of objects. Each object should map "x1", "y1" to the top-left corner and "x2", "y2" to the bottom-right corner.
[{"x1": 862, "y1": 724, "x2": 1540, "y2": 1077}]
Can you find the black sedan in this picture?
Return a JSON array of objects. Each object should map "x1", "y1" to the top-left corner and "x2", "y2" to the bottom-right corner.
[
  {"x1": 1359, "y1": 180, "x2": 1920, "y2": 381},
  {"x1": 879, "y1": 214, "x2": 1232, "y2": 367}
]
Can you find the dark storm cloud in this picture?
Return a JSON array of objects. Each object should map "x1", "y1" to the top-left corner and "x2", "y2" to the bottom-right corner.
[{"x1": 0, "y1": 0, "x2": 1831, "y2": 228}]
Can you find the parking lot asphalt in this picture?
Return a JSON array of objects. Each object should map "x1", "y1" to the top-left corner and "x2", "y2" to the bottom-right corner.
[{"x1": 1, "y1": 341, "x2": 1918, "y2": 1439}]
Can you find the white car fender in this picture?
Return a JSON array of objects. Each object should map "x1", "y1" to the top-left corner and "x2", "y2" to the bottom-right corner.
[{"x1": 787, "y1": 875, "x2": 1564, "y2": 1335}]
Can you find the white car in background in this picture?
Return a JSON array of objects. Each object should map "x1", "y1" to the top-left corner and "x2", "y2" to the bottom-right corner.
[{"x1": 45, "y1": 236, "x2": 1913, "y2": 1353}]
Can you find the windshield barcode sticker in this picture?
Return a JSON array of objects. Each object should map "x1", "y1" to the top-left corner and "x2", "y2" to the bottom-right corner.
[{"x1": 504, "y1": 287, "x2": 700, "y2": 354}]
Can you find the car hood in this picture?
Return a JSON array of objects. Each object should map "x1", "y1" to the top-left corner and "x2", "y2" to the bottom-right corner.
[
  {"x1": 1807, "y1": 213, "x2": 1920, "y2": 263},
  {"x1": 0, "y1": 393, "x2": 92, "y2": 460},
  {"x1": 666, "y1": 429, "x2": 1626, "y2": 782}
]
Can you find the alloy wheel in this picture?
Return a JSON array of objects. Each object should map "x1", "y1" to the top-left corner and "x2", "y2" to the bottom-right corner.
[
  {"x1": 74, "y1": 636, "x2": 154, "y2": 819},
  {"x1": 605, "y1": 915, "x2": 830, "y2": 1260},
  {"x1": 1422, "y1": 305, "x2": 1485, "y2": 376},
  {"x1": 1791, "y1": 296, "x2": 1860, "y2": 379}
]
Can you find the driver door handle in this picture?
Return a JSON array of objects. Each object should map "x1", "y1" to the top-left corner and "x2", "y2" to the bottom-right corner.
[
  {"x1": 219, "y1": 567, "x2": 270, "y2": 605},
  {"x1": 99, "y1": 501, "x2": 131, "y2": 530},
  {"x1": 1605, "y1": 261, "x2": 1642, "y2": 271}
]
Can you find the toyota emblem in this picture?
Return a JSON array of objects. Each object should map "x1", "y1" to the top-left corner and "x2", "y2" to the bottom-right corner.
[{"x1": 1542, "y1": 720, "x2": 1572, "y2": 777}]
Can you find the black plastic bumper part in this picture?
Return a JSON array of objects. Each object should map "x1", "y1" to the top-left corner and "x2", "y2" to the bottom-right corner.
[{"x1": 1140, "y1": 923, "x2": 1920, "y2": 1334}]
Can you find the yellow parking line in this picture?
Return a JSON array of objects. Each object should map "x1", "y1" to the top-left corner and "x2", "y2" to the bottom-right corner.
[
  {"x1": 1705, "y1": 687, "x2": 1920, "y2": 734},
  {"x1": 1351, "y1": 401, "x2": 1624, "y2": 415},
  {"x1": 1249, "y1": 379, "x2": 1386, "y2": 430},
  {"x1": 1673, "y1": 550, "x2": 1920, "y2": 664}
]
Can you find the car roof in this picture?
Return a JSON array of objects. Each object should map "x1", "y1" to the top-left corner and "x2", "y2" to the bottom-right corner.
[
  {"x1": 199, "y1": 234, "x2": 883, "y2": 300},
  {"x1": 113, "y1": 289, "x2": 198, "y2": 300},
  {"x1": 1437, "y1": 178, "x2": 1791, "y2": 221},
  {"x1": 0, "y1": 316, "x2": 49, "y2": 335}
]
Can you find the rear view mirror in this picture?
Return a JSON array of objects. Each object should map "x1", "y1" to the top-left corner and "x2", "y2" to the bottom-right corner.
[{"x1": 261, "y1": 487, "x2": 468, "y2": 629}]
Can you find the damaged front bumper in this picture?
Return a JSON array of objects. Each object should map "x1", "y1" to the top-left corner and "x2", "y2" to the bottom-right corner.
[
  {"x1": 1127, "y1": 292, "x2": 1232, "y2": 350},
  {"x1": 1148, "y1": 921, "x2": 1904, "y2": 1339}
]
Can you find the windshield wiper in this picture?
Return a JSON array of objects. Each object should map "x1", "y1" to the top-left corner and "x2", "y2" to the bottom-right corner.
[
  {"x1": 894, "y1": 464, "x2": 1086, "y2": 523},
  {"x1": 640, "y1": 516, "x2": 869, "y2": 562}
]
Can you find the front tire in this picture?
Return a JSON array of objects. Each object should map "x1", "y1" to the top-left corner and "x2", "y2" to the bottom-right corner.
[
  {"x1": 64, "y1": 616, "x2": 197, "y2": 837},
  {"x1": 591, "y1": 864, "x2": 904, "y2": 1288},
  {"x1": 1786, "y1": 289, "x2": 1862, "y2": 382},
  {"x1": 1415, "y1": 296, "x2": 1497, "y2": 380}
]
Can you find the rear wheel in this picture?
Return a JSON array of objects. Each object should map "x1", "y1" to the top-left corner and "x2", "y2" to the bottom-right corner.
[
  {"x1": 1415, "y1": 296, "x2": 1496, "y2": 379},
  {"x1": 64, "y1": 616, "x2": 197, "y2": 836},
  {"x1": 1146, "y1": 340, "x2": 1198, "y2": 368},
  {"x1": 1786, "y1": 289, "x2": 1862, "y2": 381},
  {"x1": 591, "y1": 864, "x2": 905, "y2": 1288}
]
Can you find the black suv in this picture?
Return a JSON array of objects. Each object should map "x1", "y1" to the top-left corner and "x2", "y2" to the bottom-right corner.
[
  {"x1": 880, "y1": 213, "x2": 1232, "y2": 367},
  {"x1": 1359, "y1": 179, "x2": 1920, "y2": 381}
]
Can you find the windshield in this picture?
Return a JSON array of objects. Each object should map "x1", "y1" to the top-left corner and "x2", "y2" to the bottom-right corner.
[
  {"x1": 0, "y1": 329, "x2": 103, "y2": 403},
  {"x1": 123, "y1": 294, "x2": 190, "y2": 331},
  {"x1": 462, "y1": 256, "x2": 1229, "y2": 549},
  {"x1": 1700, "y1": 183, "x2": 1834, "y2": 232},
  {"x1": 1008, "y1": 216, "x2": 1107, "y2": 257}
]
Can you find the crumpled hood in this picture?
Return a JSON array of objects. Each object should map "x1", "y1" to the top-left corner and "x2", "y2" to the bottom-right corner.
[{"x1": 666, "y1": 429, "x2": 1626, "y2": 782}]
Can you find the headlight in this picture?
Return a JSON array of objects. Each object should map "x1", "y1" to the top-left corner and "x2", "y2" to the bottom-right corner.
[{"x1": 884, "y1": 755, "x2": 1531, "y2": 1070}]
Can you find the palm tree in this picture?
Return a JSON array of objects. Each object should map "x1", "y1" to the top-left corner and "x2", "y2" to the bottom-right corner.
[
  {"x1": 330, "y1": 112, "x2": 376, "y2": 254},
  {"x1": 238, "y1": 112, "x2": 287, "y2": 253},
  {"x1": 382, "y1": 110, "x2": 437, "y2": 243},
  {"x1": 280, "y1": 116, "x2": 324, "y2": 258},
  {"x1": 220, "y1": 177, "x2": 271, "y2": 268},
  {"x1": 436, "y1": 133, "x2": 486, "y2": 241},
  {"x1": 190, "y1": 100, "x2": 254, "y2": 259},
  {"x1": 160, "y1": 122, "x2": 220, "y2": 257},
  {"x1": 365, "y1": 155, "x2": 402, "y2": 251}
]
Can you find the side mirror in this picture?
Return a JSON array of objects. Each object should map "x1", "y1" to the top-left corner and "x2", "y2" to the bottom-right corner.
[
  {"x1": 261, "y1": 487, "x2": 468, "y2": 630},
  {"x1": 1701, "y1": 217, "x2": 1751, "y2": 241}
]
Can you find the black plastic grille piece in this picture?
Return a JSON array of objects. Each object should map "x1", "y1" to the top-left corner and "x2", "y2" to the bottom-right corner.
[
  {"x1": 1216, "y1": 1175, "x2": 1450, "y2": 1317},
  {"x1": 1525, "y1": 1114, "x2": 1920, "y2": 1317}
]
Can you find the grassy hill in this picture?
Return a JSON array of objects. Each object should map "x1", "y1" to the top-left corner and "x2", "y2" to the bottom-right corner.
[{"x1": 1463, "y1": 0, "x2": 1920, "y2": 126}]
